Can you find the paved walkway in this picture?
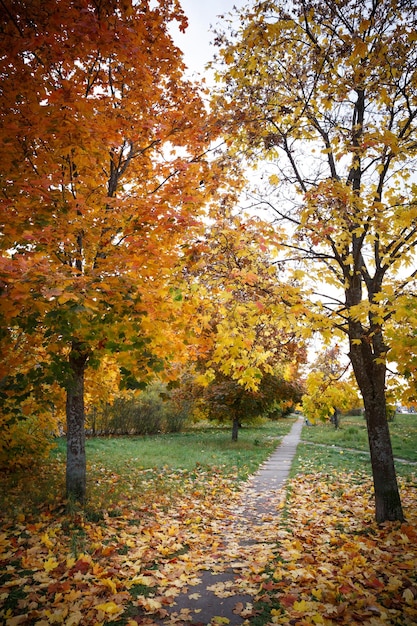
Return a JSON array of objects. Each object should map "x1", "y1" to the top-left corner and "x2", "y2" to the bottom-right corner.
[{"x1": 158, "y1": 417, "x2": 304, "y2": 625}]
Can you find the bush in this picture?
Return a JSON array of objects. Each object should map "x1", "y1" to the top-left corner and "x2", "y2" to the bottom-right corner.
[
  {"x1": 164, "y1": 395, "x2": 193, "y2": 433},
  {"x1": 0, "y1": 415, "x2": 56, "y2": 471},
  {"x1": 103, "y1": 389, "x2": 165, "y2": 435},
  {"x1": 88, "y1": 381, "x2": 194, "y2": 436}
]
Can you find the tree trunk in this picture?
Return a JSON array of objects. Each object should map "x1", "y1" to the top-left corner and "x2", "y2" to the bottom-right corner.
[
  {"x1": 331, "y1": 407, "x2": 339, "y2": 429},
  {"x1": 365, "y1": 399, "x2": 403, "y2": 523},
  {"x1": 232, "y1": 414, "x2": 239, "y2": 442},
  {"x1": 349, "y1": 340, "x2": 404, "y2": 523},
  {"x1": 66, "y1": 341, "x2": 89, "y2": 504}
]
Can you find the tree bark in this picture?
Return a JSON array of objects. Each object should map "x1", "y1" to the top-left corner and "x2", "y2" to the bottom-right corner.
[
  {"x1": 66, "y1": 341, "x2": 89, "y2": 504},
  {"x1": 349, "y1": 339, "x2": 404, "y2": 523},
  {"x1": 232, "y1": 414, "x2": 239, "y2": 441}
]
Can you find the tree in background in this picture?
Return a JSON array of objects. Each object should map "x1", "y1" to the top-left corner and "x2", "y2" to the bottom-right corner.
[
  {"x1": 0, "y1": 0, "x2": 236, "y2": 502},
  {"x1": 182, "y1": 209, "x2": 307, "y2": 440},
  {"x1": 212, "y1": 0, "x2": 417, "y2": 521},
  {"x1": 186, "y1": 211, "x2": 307, "y2": 390},
  {"x1": 302, "y1": 345, "x2": 360, "y2": 427},
  {"x1": 202, "y1": 370, "x2": 302, "y2": 441}
]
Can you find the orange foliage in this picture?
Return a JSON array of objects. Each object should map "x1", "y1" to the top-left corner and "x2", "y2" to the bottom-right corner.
[{"x1": 0, "y1": 1, "x2": 241, "y2": 464}]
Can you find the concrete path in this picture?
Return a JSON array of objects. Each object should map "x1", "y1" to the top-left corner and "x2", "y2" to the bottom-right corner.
[{"x1": 158, "y1": 417, "x2": 304, "y2": 626}]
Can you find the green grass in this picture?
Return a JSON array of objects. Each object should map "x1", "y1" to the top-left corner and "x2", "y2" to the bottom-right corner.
[
  {"x1": 52, "y1": 419, "x2": 294, "y2": 482},
  {"x1": 1, "y1": 419, "x2": 295, "y2": 519},
  {"x1": 290, "y1": 442, "x2": 373, "y2": 478},
  {"x1": 301, "y1": 413, "x2": 417, "y2": 461},
  {"x1": 302, "y1": 416, "x2": 370, "y2": 450},
  {"x1": 2, "y1": 412, "x2": 417, "y2": 519},
  {"x1": 53, "y1": 420, "x2": 293, "y2": 476},
  {"x1": 295, "y1": 413, "x2": 417, "y2": 480}
]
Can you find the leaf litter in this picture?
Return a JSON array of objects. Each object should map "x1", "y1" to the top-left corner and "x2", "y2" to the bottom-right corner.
[{"x1": 0, "y1": 465, "x2": 416, "y2": 625}]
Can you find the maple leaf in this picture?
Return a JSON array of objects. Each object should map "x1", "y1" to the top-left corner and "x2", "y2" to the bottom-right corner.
[
  {"x1": 95, "y1": 601, "x2": 123, "y2": 615},
  {"x1": 65, "y1": 611, "x2": 83, "y2": 625}
]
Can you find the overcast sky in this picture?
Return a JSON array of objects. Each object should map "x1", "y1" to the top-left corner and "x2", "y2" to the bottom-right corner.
[{"x1": 172, "y1": 0, "x2": 249, "y2": 77}]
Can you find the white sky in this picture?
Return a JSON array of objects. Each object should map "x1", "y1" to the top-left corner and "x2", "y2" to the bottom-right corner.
[{"x1": 172, "y1": 0, "x2": 249, "y2": 77}]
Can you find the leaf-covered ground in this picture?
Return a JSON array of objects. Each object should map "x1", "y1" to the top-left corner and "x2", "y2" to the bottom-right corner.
[
  {"x1": 254, "y1": 473, "x2": 417, "y2": 626},
  {"x1": 1, "y1": 464, "x2": 416, "y2": 625}
]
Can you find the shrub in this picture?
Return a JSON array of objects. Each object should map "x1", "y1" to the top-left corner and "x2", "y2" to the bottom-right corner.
[
  {"x1": 102, "y1": 388, "x2": 165, "y2": 435},
  {"x1": 0, "y1": 415, "x2": 56, "y2": 471},
  {"x1": 87, "y1": 381, "x2": 194, "y2": 436}
]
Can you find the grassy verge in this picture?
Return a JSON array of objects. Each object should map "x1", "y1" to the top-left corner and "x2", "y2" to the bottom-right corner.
[
  {"x1": 1, "y1": 418, "x2": 294, "y2": 519},
  {"x1": 301, "y1": 413, "x2": 417, "y2": 462},
  {"x1": 55, "y1": 418, "x2": 294, "y2": 475},
  {"x1": 296, "y1": 413, "x2": 417, "y2": 480}
]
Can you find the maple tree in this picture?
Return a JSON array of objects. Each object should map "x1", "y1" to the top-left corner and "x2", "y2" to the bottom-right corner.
[
  {"x1": 0, "y1": 0, "x2": 232, "y2": 502},
  {"x1": 202, "y1": 371, "x2": 302, "y2": 441},
  {"x1": 181, "y1": 210, "x2": 306, "y2": 439},
  {"x1": 211, "y1": 0, "x2": 417, "y2": 522},
  {"x1": 302, "y1": 345, "x2": 360, "y2": 427},
  {"x1": 185, "y1": 212, "x2": 307, "y2": 386}
]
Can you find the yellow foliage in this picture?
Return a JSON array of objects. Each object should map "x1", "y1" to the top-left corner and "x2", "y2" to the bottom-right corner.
[{"x1": 0, "y1": 409, "x2": 59, "y2": 471}]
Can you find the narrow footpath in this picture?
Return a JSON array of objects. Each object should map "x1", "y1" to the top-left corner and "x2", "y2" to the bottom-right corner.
[{"x1": 158, "y1": 417, "x2": 304, "y2": 626}]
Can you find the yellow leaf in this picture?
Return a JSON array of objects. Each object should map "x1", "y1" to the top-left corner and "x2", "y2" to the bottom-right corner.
[
  {"x1": 293, "y1": 599, "x2": 310, "y2": 611},
  {"x1": 43, "y1": 556, "x2": 59, "y2": 572},
  {"x1": 311, "y1": 587, "x2": 323, "y2": 600},
  {"x1": 41, "y1": 532, "x2": 54, "y2": 549},
  {"x1": 95, "y1": 601, "x2": 122, "y2": 614},
  {"x1": 100, "y1": 577, "x2": 118, "y2": 594},
  {"x1": 354, "y1": 41, "x2": 368, "y2": 59},
  {"x1": 188, "y1": 592, "x2": 201, "y2": 600},
  {"x1": 403, "y1": 588, "x2": 414, "y2": 604},
  {"x1": 140, "y1": 597, "x2": 162, "y2": 611},
  {"x1": 129, "y1": 574, "x2": 155, "y2": 587},
  {"x1": 66, "y1": 555, "x2": 76, "y2": 569},
  {"x1": 65, "y1": 611, "x2": 83, "y2": 626},
  {"x1": 359, "y1": 19, "x2": 372, "y2": 33}
]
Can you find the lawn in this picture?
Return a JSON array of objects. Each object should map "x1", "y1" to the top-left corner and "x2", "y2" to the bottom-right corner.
[
  {"x1": 1, "y1": 414, "x2": 416, "y2": 626},
  {"x1": 1, "y1": 419, "x2": 295, "y2": 519},
  {"x1": 301, "y1": 413, "x2": 417, "y2": 460},
  {"x1": 297, "y1": 413, "x2": 417, "y2": 479}
]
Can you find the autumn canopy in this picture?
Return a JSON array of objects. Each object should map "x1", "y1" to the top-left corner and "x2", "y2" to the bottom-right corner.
[
  {"x1": 211, "y1": 0, "x2": 417, "y2": 522},
  {"x1": 1, "y1": 0, "x2": 417, "y2": 526},
  {"x1": 0, "y1": 0, "x2": 238, "y2": 500}
]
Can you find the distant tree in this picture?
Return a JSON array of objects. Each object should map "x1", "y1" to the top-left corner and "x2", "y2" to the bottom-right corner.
[
  {"x1": 186, "y1": 211, "x2": 307, "y2": 391},
  {"x1": 302, "y1": 371, "x2": 360, "y2": 428},
  {"x1": 302, "y1": 345, "x2": 360, "y2": 429},
  {"x1": 202, "y1": 371, "x2": 302, "y2": 441},
  {"x1": 182, "y1": 211, "x2": 306, "y2": 440}
]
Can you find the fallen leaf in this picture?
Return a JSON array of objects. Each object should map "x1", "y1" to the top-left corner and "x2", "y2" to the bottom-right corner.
[{"x1": 95, "y1": 601, "x2": 123, "y2": 614}]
